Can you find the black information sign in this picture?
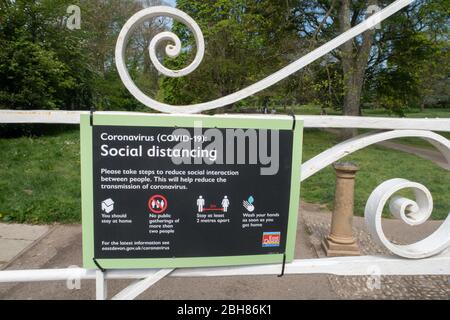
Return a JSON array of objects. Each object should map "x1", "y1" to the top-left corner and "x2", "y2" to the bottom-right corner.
[{"x1": 81, "y1": 114, "x2": 302, "y2": 268}]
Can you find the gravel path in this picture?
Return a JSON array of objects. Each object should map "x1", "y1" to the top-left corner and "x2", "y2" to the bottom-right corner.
[{"x1": 301, "y1": 202, "x2": 450, "y2": 299}]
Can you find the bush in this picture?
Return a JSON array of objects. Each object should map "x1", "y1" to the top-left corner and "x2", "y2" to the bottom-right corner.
[{"x1": 0, "y1": 39, "x2": 77, "y2": 110}]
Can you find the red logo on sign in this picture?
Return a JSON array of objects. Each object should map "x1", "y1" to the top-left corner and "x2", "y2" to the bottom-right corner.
[
  {"x1": 262, "y1": 232, "x2": 281, "y2": 247},
  {"x1": 148, "y1": 195, "x2": 168, "y2": 214}
]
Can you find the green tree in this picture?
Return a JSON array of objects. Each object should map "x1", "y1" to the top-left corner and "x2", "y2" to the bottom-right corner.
[
  {"x1": 0, "y1": 0, "x2": 93, "y2": 110},
  {"x1": 367, "y1": 0, "x2": 450, "y2": 114},
  {"x1": 79, "y1": 0, "x2": 165, "y2": 111},
  {"x1": 292, "y1": 0, "x2": 448, "y2": 131},
  {"x1": 159, "y1": 0, "x2": 298, "y2": 111}
]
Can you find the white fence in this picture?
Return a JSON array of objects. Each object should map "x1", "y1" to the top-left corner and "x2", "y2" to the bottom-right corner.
[
  {"x1": 0, "y1": 0, "x2": 449, "y2": 300},
  {"x1": 0, "y1": 110, "x2": 449, "y2": 300}
]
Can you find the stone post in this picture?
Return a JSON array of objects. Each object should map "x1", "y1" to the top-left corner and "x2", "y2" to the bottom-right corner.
[{"x1": 322, "y1": 162, "x2": 361, "y2": 256}]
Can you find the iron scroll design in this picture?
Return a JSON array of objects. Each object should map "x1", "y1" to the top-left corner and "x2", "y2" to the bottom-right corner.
[
  {"x1": 301, "y1": 130, "x2": 450, "y2": 259},
  {"x1": 115, "y1": 0, "x2": 414, "y2": 114}
]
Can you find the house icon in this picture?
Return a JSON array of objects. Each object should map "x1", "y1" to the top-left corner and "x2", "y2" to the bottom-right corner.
[{"x1": 101, "y1": 198, "x2": 114, "y2": 213}]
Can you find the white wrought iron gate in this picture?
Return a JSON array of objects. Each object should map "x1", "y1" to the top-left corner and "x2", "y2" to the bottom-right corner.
[{"x1": 0, "y1": 0, "x2": 449, "y2": 300}]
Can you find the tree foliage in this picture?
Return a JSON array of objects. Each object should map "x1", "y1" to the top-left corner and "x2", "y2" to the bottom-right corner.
[
  {"x1": 368, "y1": 0, "x2": 450, "y2": 114},
  {"x1": 0, "y1": 0, "x2": 448, "y2": 115},
  {"x1": 0, "y1": 0, "x2": 93, "y2": 110},
  {"x1": 0, "y1": 0, "x2": 163, "y2": 111},
  {"x1": 159, "y1": 0, "x2": 299, "y2": 110}
]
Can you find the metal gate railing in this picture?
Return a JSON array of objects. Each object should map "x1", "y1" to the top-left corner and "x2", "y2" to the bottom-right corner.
[
  {"x1": 1, "y1": 111, "x2": 449, "y2": 300},
  {"x1": 1, "y1": 0, "x2": 449, "y2": 299}
]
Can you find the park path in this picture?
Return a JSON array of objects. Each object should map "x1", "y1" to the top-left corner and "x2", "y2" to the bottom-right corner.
[
  {"x1": 302, "y1": 202, "x2": 450, "y2": 299},
  {"x1": 377, "y1": 141, "x2": 449, "y2": 170},
  {"x1": 1, "y1": 203, "x2": 449, "y2": 300},
  {"x1": 0, "y1": 208, "x2": 337, "y2": 300},
  {"x1": 323, "y1": 128, "x2": 449, "y2": 170},
  {"x1": 0, "y1": 224, "x2": 49, "y2": 269}
]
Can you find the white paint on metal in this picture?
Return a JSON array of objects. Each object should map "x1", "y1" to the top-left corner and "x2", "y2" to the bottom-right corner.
[
  {"x1": 172, "y1": 252, "x2": 450, "y2": 277},
  {"x1": 148, "y1": 31, "x2": 197, "y2": 77},
  {"x1": 301, "y1": 130, "x2": 450, "y2": 181},
  {"x1": 365, "y1": 179, "x2": 450, "y2": 259},
  {"x1": 116, "y1": 6, "x2": 205, "y2": 112},
  {"x1": 95, "y1": 270, "x2": 107, "y2": 300},
  {"x1": 115, "y1": 1, "x2": 414, "y2": 114},
  {"x1": 0, "y1": 253, "x2": 449, "y2": 285},
  {"x1": 299, "y1": 115, "x2": 450, "y2": 132},
  {"x1": 389, "y1": 195, "x2": 429, "y2": 226},
  {"x1": 1, "y1": 110, "x2": 450, "y2": 132},
  {"x1": 0, "y1": 110, "x2": 89, "y2": 124},
  {"x1": 112, "y1": 269, "x2": 174, "y2": 300},
  {"x1": 0, "y1": 268, "x2": 94, "y2": 283}
]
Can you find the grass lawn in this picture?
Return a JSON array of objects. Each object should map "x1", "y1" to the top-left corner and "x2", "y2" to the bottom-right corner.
[
  {"x1": 0, "y1": 127, "x2": 448, "y2": 224},
  {"x1": 301, "y1": 129, "x2": 450, "y2": 220},
  {"x1": 0, "y1": 129, "x2": 81, "y2": 223},
  {"x1": 271, "y1": 104, "x2": 450, "y2": 118}
]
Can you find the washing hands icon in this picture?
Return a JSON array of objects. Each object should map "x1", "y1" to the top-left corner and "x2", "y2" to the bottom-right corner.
[{"x1": 243, "y1": 196, "x2": 255, "y2": 212}]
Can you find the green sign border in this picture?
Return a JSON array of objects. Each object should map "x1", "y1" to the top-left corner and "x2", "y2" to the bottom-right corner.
[{"x1": 81, "y1": 113, "x2": 303, "y2": 269}]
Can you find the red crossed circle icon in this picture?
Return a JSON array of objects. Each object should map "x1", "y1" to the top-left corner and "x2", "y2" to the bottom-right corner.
[{"x1": 148, "y1": 194, "x2": 168, "y2": 214}]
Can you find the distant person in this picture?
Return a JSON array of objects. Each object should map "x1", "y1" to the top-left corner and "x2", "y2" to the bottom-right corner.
[
  {"x1": 222, "y1": 196, "x2": 230, "y2": 212},
  {"x1": 262, "y1": 97, "x2": 269, "y2": 114}
]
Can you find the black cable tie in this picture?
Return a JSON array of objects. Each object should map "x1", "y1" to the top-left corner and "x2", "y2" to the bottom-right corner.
[
  {"x1": 90, "y1": 107, "x2": 95, "y2": 126},
  {"x1": 289, "y1": 112, "x2": 296, "y2": 131},
  {"x1": 278, "y1": 253, "x2": 287, "y2": 278},
  {"x1": 92, "y1": 258, "x2": 106, "y2": 273}
]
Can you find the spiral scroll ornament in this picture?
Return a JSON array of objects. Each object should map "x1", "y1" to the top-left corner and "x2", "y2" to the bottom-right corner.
[
  {"x1": 115, "y1": 6, "x2": 205, "y2": 113},
  {"x1": 116, "y1": 1, "x2": 415, "y2": 114},
  {"x1": 301, "y1": 130, "x2": 450, "y2": 259},
  {"x1": 365, "y1": 179, "x2": 450, "y2": 259}
]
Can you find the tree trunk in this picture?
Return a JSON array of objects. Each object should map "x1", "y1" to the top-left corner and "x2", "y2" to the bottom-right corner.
[
  {"x1": 420, "y1": 100, "x2": 425, "y2": 112},
  {"x1": 342, "y1": 71, "x2": 364, "y2": 116},
  {"x1": 338, "y1": 0, "x2": 378, "y2": 139}
]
